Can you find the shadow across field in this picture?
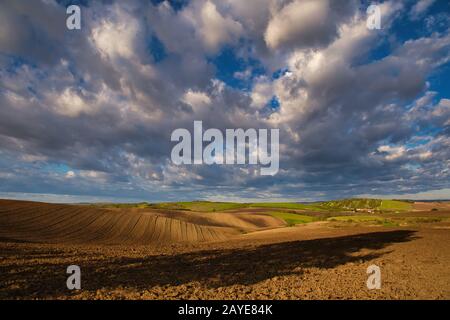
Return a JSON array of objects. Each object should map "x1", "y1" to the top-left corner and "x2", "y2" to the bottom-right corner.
[{"x1": 0, "y1": 230, "x2": 417, "y2": 298}]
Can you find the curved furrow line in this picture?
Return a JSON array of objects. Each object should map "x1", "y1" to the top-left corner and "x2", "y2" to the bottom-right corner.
[
  {"x1": 197, "y1": 224, "x2": 206, "y2": 241},
  {"x1": 1, "y1": 207, "x2": 84, "y2": 237},
  {"x1": 149, "y1": 216, "x2": 160, "y2": 242},
  {"x1": 36, "y1": 208, "x2": 104, "y2": 240},
  {"x1": 128, "y1": 214, "x2": 149, "y2": 244},
  {"x1": 101, "y1": 212, "x2": 136, "y2": 244},
  {"x1": 0, "y1": 205, "x2": 50, "y2": 217},
  {"x1": 94, "y1": 213, "x2": 129, "y2": 244},
  {"x1": 62, "y1": 210, "x2": 128, "y2": 243},
  {"x1": 167, "y1": 216, "x2": 174, "y2": 241},
  {"x1": 0, "y1": 205, "x2": 71, "y2": 229},
  {"x1": 138, "y1": 215, "x2": 154, "y2": 244},
  {"x1": 52, "y1": 209, "x2": 108, "y2": 242},
  {"x1": 112, "y1": 214, "x2": 140, "y2": 244},
  {"x1": 191, "y1": 223, "x2": 200, "y2": 242},
  {"x1": 22, "y1": 208, "x2": 96, "y2": 242},
  {"x1": 164, "y1": 217, "x2": 173, "y2": 242},
  {"x1": 155, "y1": 216, "x2": 167, "y2": 243},
  {"x1": 52, "y1": 209, "x2": 114, "y2": 243},
  {"x1": 1, "y1": 206, "x2": 81, "y2": 232},
  {"x1": 180, "y1": 218, "x2": 187, "y2": 241},
  {"x1": 197, "y1": 224, "x2": 207, "y2": 241},
  {"x1": 142, "y1": 216, "x2": 157, "y2": 244},
  {"x1": 173, "y1": 219, "x2": 182, "y2": 242},
  {"x1": 0, "y1": 201, "x2": 259, "y2": 245},
  {"x1": 82, "y1": 212, "x2": 124, "y2": 243},
  {"x1": 69, "y1": 211, "x2": 118, "y2": 244},
  {"x1": 116, "y1": 214, "x2": 140, "y2": 243},
  {"x1": 122, "y1": 214, "x2": 143, "y2": 244},
  {"x1": 203, "y1": 225, "x2": 216, "y2": 241},
  {"x1": 154, "y1": 216, "x2": 165, "y2": 243}
]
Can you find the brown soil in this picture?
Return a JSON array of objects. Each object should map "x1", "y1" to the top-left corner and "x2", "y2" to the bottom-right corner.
[
  {"x1": 0, "y1": 200, "x2": 284, "y2": 244},
  {"x1": 413, "y1": 201, "x2": 450, "y2": 211},
  {"x1": 1, "y1": 200, "x2": 449, "y2": 300}
]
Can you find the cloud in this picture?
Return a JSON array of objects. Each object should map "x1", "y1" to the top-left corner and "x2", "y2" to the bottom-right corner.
[
  {"x1": 410, "y1": 0, "x2": 436, "y2": 20},
  {"x1": 65, "y1": 170, "x2": 76, "y2": 178},
  {"x1": 197, "y1": 1, "x2": 243, "y2": 52},
  {"x1": 265, "y1": 0, "x2": 357, "y2": 51},
  {"x1": 91, "y1": 6, "x2": 141, "y2": 60},
  {"x1": 250, "y1": 76, "x2": 274, "y2": 109},
  {"x1": 0, "y1": 0, "x2": 449, "y2": 202},
  {"x1": 52, "y1": 87, "x2": 91, "y2": 117},
  {"x1": 0, "y1": 0, "x2": 67, "y2": 65},
  {"x1": 378, "y1": 145, "x2": 407, "y2": 161},
  {"x1": 182, "y1": 89, "x2": 212, "y2": 111},
  {"x1": 431, "y1": 99, "x2": 450, "y2": 124}
]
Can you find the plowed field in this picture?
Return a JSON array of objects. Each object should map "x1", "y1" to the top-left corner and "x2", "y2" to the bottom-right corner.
[{"x1": 1, "y1": 199, "x2": 450, "y2": 300}]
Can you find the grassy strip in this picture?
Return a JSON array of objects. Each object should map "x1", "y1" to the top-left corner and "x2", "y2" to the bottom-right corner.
[
  {"x1": 380, "y1": 200, "x2": 413, "y2": 211},
  {"x1": 249, "y1": 202, "x2": 326, "y2": 211},
  {"x1": 149, "y1": 201, "x2": 249, "y2": 212},
  {"x1": 327, "y1": 215, "x2": 398, "y2": 226}
]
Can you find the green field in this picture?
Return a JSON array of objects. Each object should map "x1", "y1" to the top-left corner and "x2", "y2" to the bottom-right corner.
[
  {"x1": 92, "y1": 202, "x2": 151, "y2": 209},
  {"x1": 314, "y1": 198, "x2": 412, "y2": 212},
  {"x1": 379, "y1": 200, "x2": 413, "y2": 211},
  {"x1": 251, "y1": 198, "x2": 412, "y2": 212},
  {"x1": 327, "y1": 215, "x2": 445, "y2": 227},
  {"x1": 249, "y1": 202, "x2": 325, "y2": 211},
  {"x1": 263, "y1": 212, "x2": 317, "y2": 226},
  {"x1": 91, "y1": 199, "x2": 447, "y2": 229},
  {"x1": 96, "y1": 198, "x2": 413, "y2": 213},
  {"x1": 319, "y1": 199, "x2": 381, "y2": 210},
  {"x1": 327, "y1": 215, "x2": 397, "y2": 226},
  {"x1": 149, "y1": 201, "x2": 249, "y2": 212}
]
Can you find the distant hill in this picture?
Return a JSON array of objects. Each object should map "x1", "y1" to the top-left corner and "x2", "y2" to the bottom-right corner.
[
  {"x1": 317, "y1": 199, "x2": 412, "y2": 211},
  {"x1": 250, "y1": 198, "x2": 412, "y2": 212},
  {"x1": 98, "y1": 198, "x2": 413, "y2": 213}
]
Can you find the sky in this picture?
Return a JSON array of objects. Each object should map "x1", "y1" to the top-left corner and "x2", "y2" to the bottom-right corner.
[{"x1": 0, "y1": 0, "x2": 449, "y2": 203}]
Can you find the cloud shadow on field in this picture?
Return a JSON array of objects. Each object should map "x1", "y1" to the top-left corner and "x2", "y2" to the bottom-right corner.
[{"x1": 0, "y1": 230, "x2": 418, "y2": 298}]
